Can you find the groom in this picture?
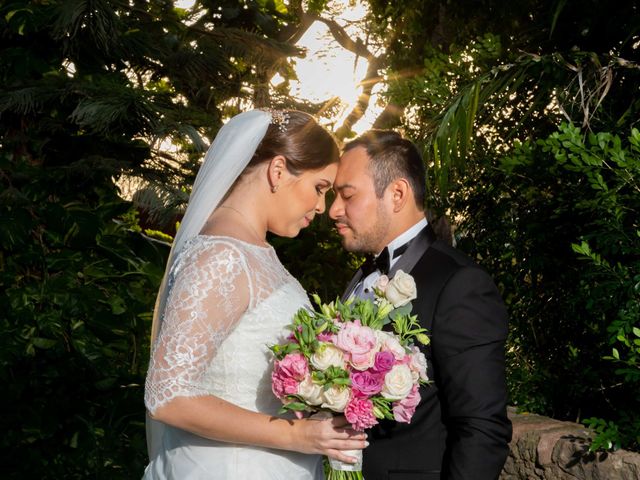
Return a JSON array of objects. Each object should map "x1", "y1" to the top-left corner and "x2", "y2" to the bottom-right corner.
[{"x1": 329, "y1": 130, "x2": 512, "y2": 480}]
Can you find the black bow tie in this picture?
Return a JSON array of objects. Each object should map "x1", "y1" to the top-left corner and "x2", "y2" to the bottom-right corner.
[{"x1": 361, "y1": 241, "x2": 411, "y2": 276}]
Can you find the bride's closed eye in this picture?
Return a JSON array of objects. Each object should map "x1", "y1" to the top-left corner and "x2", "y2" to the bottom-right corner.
[{"x1": 315, "y1": 180, "x2": 332, "y2": 196}]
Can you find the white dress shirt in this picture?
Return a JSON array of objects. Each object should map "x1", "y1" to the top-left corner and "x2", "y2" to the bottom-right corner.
[{"x1": 353, "y1": 218, "x2": 428, "y2": 299}]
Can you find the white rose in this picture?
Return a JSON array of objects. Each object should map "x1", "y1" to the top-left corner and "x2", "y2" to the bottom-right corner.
[
  {"x1": 375, "y1": 330, "x2": 406, "y2": 360},
  {"x1": 311, "y1": 343, "x2": 346, "y2": 371},
  {"x1": 410, "y1": 347, "x2": 429, "y2": 382},
  {"x1": 298, "y1": 376, "x2": 324, "y2": 405},
  {"x1": 321, "y1": 385, "x2": 350, "y2": 412},
  {"x1": 381, "y1": 364, "x2": 414, "y2": 400},
  {"x1": 385, "y1": 270, "x2": 417, "y2": 307}
]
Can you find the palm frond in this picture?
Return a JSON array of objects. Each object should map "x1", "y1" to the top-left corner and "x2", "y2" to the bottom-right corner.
[
  {"x1": 70, "y1": 84, "x2": 158, "y2": 136},
  {"x1": 423, "y1": 52, "x2": 638, "y2": 205},
  {"x1": 52, "y1": 0, "x2": 120, "y2": 53}
]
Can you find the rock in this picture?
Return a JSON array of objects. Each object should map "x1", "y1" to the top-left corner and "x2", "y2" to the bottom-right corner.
[{"x1": 500, "y1": 408, "x2": 640, "y2": 480}]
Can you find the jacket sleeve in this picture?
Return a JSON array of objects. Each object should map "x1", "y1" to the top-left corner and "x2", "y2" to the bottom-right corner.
[{"x1": 430, "y1": 265, "x2": 512, "y2": 480}]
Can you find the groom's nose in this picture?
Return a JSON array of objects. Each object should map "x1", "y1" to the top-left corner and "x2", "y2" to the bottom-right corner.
[{"x1": 329, "y1": 194, "x2": 343, "y2": 220}]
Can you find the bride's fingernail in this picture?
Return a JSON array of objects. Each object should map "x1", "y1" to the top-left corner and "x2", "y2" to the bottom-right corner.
[{"x1": 364, "y1": 441, "x2": 369, "y2": 447}]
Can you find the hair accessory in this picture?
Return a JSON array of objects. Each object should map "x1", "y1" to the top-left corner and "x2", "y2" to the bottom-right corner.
[{"x1": 265, "y1": 109, "x2": 290, "y2": 133}]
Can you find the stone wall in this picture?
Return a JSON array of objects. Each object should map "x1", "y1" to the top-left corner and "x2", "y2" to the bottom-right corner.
[{"x1": 500, "y1": 408, "x2": 640, "y2": 480}]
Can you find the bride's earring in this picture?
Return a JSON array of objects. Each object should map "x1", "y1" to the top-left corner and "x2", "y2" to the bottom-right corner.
[{"x1": 268, "y1": 155, "x2": 285, "y2": 194}]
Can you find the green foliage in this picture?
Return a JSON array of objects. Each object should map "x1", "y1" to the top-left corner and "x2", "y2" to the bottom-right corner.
[
  {"x1": 582, "y1": 417, "x2": 623, "y2": 451},
  {"x1": 0, "y1": 153, "x2": 168, "y2": 478},
  {"x1": 452, "y1": 123, "x2": 639, "y2": 451}
]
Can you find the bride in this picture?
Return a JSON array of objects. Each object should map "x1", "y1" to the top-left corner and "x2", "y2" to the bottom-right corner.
[{"x1": 143, "y1": 109, "x2": 366, "y2": 479}]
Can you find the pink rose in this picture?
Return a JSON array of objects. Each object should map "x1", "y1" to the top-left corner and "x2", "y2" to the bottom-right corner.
[
  {"x1": 392, "y1": 385, "x2": 421, "y2": 423},
  {"x1": 344, "y1": 396, "x2": 378, "y2": 431},
  {"x1": 333, "y1": 320, "x2": 377, "y2": 370},
  {"x1": 350, "y1": 370, "x2": 384, "y2": 397},
  {"x1": 409, "y1": 346, "x2": 429, "y2": 382},
  {"x1": 372, "y1": 350, "x2": 395, "y2": 373}
]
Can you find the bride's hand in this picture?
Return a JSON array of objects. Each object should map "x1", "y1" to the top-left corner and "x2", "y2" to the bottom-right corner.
[{"x1": 292, "y1": 414, "x2": 368, "y2": 464}]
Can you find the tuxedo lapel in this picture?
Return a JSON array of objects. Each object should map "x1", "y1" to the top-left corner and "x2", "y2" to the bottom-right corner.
[
  {"x1": 342, "y1": 269, "x2": 364, "y2": 301},
  {"x1": 389, "y1": 224, "x2": 437, "y2": 277}
]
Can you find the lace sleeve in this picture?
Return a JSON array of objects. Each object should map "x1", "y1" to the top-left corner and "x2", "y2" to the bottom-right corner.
[{"x1": 144, "y1": 239, "x2": 251, "y2": 414}]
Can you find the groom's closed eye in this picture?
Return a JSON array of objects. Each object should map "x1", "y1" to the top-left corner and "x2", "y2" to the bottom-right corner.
[{"x1": 334, "y1": 185, "x2": 355, "y2": 199}]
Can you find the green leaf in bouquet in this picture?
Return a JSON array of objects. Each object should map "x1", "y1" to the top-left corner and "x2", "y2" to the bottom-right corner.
[
  {"x1": 391, "y1": 308, "x2": 429, "y2": 346},
  {"x1": 372, "y1": 396, "x2": 394, "y2": 420},
  {"x1": 282, "y1": 401, "x2": 308, "y2": 412},
  {"x1": 319, "y1": 365, "x2": 351, "y2": 388},
  {"x1": 319, "y1": 301, "x2": 336, "y2": 318},
  {"x1": 389, "y1": 303, "x2": 413, "y2": 320},
  {"x1": 312, "y1": 293, "x2": 323, "y2": 308},
  {"x1": 331, "y1": 377, "x2": 351, "y2": 386},
  {"x1": 269, "y1": 342, "x2": 301, "y2": 358},
  {"x1": 336, "y1": 299, "x2": 355, "y2": 322},
  {"x1": 375, "y1": 300, "x2": 395, "y2": 322},
  {"x1": 368, "y1": 302, "x2": 394, "y2": 330},
  {"x1": 301, "y1": 322, "x2": 315, "y2": 344},
  {"x1": 352, "y1": 300, "x2": 376, "y2": 327},
  {"x1": 314, "y1": 317, "x2": 329, "y2": 333}
]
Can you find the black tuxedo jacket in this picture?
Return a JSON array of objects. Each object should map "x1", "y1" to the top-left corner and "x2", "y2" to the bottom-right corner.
[{"x1": 344, "y1": 225, "x2": 512, "y2": 480}]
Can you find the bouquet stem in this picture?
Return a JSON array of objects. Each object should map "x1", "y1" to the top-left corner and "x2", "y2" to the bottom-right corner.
[{"x1": 324, "y1": 451, "x2": 363, "y2": 480}]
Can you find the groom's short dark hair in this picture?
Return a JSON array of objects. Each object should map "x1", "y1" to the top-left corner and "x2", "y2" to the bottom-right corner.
[{"x1": 343, "y1": 130, "x2": 426, "y2": 210}]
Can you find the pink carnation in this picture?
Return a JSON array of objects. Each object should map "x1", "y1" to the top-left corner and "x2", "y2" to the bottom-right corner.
[
  {"x1": 372, "y1": 350, "x2": 395, "y2": 373},
  {"x1": 277, "y1": 352, "x2": 309, "y2": 380},
  {"x1": 333, "y1": 320, "x2": 377, "y2": 370},
  {"x1": 271, "y1": 373, "x2": 299, "y2": 399},
  {"x1": 271, "y1": 352, "x2": 309, "y2": 399},
  {"x1": 345, "y1": 396, "x2": 378, "y2": 431},
  {"x1": 317, "y1": 332, "x2": 335, "y2": 342},
  {"x1": 350, "y1": 370, "x2": 384, "y2": 397},
  {"x1": 392, "y1": 384, "x2": 421, "y2": 423}
]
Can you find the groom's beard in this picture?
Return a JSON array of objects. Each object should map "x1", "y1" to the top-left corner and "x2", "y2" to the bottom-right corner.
[{"x1": 335, "y1": 203, "x2": 391, "y2": 254}]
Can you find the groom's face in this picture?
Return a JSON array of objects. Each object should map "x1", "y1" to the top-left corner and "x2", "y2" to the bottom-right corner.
[{"x1": 330, "y1": 146, "x2": 391, "y2": 254}]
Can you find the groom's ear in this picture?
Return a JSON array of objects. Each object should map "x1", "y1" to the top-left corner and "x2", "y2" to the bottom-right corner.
[{"x1": 389, "y1": 178, "x2": 412, "y2": 213}]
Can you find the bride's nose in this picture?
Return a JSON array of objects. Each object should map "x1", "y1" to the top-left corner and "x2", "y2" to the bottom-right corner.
[{"x1": 315, "y1": 194, "x2": 326, "y2": 214}]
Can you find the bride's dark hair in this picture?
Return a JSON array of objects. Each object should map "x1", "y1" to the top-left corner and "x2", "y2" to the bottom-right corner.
[{"x1": 248, "y1": 110, "x2": 339, "y2": 174}]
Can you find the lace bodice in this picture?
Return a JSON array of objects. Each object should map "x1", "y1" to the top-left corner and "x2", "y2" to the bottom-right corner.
[{"x1": 144, "y1": 235, "x2": 309, "y2": 415}]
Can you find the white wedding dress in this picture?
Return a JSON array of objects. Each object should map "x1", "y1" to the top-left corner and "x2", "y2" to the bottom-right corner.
[{"x1": 144, "y1": 235, "x2": 323, "y2": 479}]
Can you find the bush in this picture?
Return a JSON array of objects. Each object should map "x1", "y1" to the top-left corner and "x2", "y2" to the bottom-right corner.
[
  {"x1": 451, "y1": 123, "x2": 639, "y2": 451},
  {"x1": 0, "y1": 153, "x2": 168, "y2": 478}
]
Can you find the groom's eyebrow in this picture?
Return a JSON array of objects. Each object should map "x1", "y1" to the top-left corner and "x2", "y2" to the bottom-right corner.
[{"x1": 334, "y1": 183, "x2": 355, "y2": 192}]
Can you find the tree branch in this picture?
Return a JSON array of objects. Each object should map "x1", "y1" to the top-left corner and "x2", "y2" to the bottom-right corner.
[{"x1": 304, "y1": 14, "x2": 389, "y2": 139}]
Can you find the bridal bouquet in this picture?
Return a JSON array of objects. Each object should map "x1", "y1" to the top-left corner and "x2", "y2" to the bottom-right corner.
[{"x1": 269, "y1": 271, "x2": 430, "y2": 480}]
